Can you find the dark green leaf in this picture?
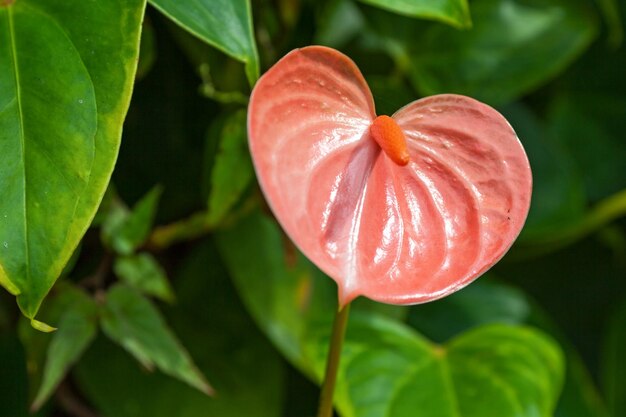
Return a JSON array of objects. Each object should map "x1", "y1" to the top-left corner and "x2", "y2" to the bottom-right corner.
[
  {"x1": 315, "y1": 0, "x2": 365, "y2": 48},
  {"x1": 358, "y1": 0, "x2": 470, "y2": 28},
  {"x1": 548, "y1": 93, "x2": 626, "y2": 202},
  {"x1": 101, "y1": 284, "x2": 213, "y2": 395},
  {"x1": 365, "y1": 0, "x2": 597, "y2": 105},
  {"x1": 603, "y1": 299, "x2": 626, "y2": 417},
  {"x1": 207, "y1": 110, "x2": 253, "y2": 224},
  {"x1": 595, "y1": 0, "x2": 623, "y2": 46},
  {"x1": 32, "y1": 292, "x2": 98, "y2": 410},
  {"x1": 148, "y1": 0, "x2": 259, "y2": 85},
  {"x1": 0, "y1": 0, "x2": 146, "y2": 321},
  {"x1": 75, "y1": 242, "x2": 284, "y2": 417},
  {"x1": 216, "y1": 212, "x2": 565, "y2": 417},
  {"x1": 137, "y1": 18, "x2": 157, "y2": 80},
  {"x1": 113, "y1": 253, "x2": 175, "y2": 303},
  {"x1": 103, "y1": 186, "x2": 162, "y2": 255},
  {"x1": 500, "y1": 103, "x2": 586, "y2": 242},
  {"x1": 408, "y1": 280, "x2": 531, "y2": 343}
]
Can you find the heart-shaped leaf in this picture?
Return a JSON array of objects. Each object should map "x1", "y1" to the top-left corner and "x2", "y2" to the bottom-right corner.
[
  {"x1": 0, "y1": 0, "x2": 145, "y2": 322},
  {"x1": 247, "y1": 46, "x2": 532, "y2": 306},
  {"x1": 217, "y1": 211, "x2": 564, "y2": 417}
]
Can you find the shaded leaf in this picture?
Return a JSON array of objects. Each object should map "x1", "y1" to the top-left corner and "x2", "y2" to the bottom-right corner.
[
  {"x1": 75, "y1": 242, "x2": 284, "y2": 417},
  {"x1": 0, "y1": 0, "x2": 146, "y2": 320},
  {"x1": 101, "y1": 284, "x2": 213, "y2": 395},
  {"x1": 315, "y1": 0, "x2": 365, "y2": 48},
  {"x1": 408, "y1": 279, "x2": 531, "y2": 343},
  {"x1": 603, "y1": 299, "x2": 626, "y2": 417},
  {"x1": 137, "y1": 18, "x2": 157, "y2": 80},
  {"x1": 364, "y1": 0, "x2": 597, "y2": 105},
  {"x1": 206, "y1": 110, "x2": 253, "y2": 225},
  {"x1": 114, "y1": 253, "x2": 175, "y2": 303},
  {"x1": 357, "y1": 0, "x2": 470, "y2": 28},
  {"x1": 548, "y1": 93, "x2": 626, "y2": 202},
  {"x1": 103, "y1": 186, "x2": 162, "y2": 255},
  {"x1": 500, "y1": 103, "x2": 586, "y2": 242},
  {"x1": 148, "y1": 0, "x2": 259, "y2": 85},
  {"x1": 216, "y1": 211, "x2": 565, "y2": 417},
  {"x1": 32, "y1": 292, "x2": 98, "y2": 410},
  {"x1": 17, "y1": 283, "x2": 99, "y2": 400}
]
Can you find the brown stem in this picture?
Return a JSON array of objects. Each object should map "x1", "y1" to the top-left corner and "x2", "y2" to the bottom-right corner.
[{"x1": 55, "y1": 381, "x2": 101, "y2": 417}]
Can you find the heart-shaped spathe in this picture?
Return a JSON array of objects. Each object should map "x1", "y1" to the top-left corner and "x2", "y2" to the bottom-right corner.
[{"x1": 247, "y1": 46, "x2": 532, "y2": 307}]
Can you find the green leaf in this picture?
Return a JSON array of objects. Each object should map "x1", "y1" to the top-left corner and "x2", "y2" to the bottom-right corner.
[
  {"x1": 148, "y1": 0, "x2": 259, "y2": 86},
  {"x1": 206, "y1": 110, "x2": 254, "y2": 225},
  {"x1": 315, "y1": 0, "x2": 366, "y2": 48},
  {"x1": 499, "y1": 103, "x2": 586, "y2": 242},
  {"x1": 137, "y1": 18, "x2": 157, "y2": 80},
  {"x1": 408, "y1": 280, "x2": 531, "y2": 343},
  {"x1": 0, "y1": 0, "x2": 146, "y2": 320},
  {"x1": 216, "y1": 212, "x2": 565, "y2": 417},
  {"x1": 113, "y1": 253, "x2": 175, "y2": 303},
  {"x1": 31, "y1": 291, "x2": 98, "y2": 410},
  {"x1": 103, "y1": 186, "x2": 162, "y2": 255},
  {"x1": 357, "y1": 0, "x2": 471, "y2": 29},
  {"x1": 548, "y1": 93, "x2": 626, "y2": 202},
  {"x1": 366, "y1": 0, "x2": 597, "y2": 105},
  {"x1": 75, "y1": 242, "x2": 284, "y2": 417},
  {"x1": 407, "y1": 279, "x2": 610, "y2": 417},
  {"x1": 603, "y1": 299, "x2": 626, "y2": 417},
  {"x1": 595, "y1": 0, "x2": 623, "y2": 47},
  {"x1": 100, "y1": 284, "x2": 213, "y2": 396}
]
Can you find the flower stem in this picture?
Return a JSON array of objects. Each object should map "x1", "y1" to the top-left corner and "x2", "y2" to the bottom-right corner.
[{"x1": 317, "y1": 302, "x2": 351, "y2": 417}]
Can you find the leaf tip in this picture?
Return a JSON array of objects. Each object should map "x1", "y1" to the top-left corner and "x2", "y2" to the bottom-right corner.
[{"x1": 30, "y1": 318, "x2": 57, "y2": 333}]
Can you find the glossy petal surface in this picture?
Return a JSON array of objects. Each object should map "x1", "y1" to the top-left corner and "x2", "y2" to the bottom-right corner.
[{"x1": 248, "y1": 46, "x2": 532, "y2": 306}]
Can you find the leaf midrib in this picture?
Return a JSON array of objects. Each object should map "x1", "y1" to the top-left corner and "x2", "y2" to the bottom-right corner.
[{"x1": 7, "y1": 6, "x2": 31, "y2": 292}]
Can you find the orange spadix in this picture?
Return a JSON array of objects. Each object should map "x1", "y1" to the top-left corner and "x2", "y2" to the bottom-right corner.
[{"x1": 370, "y1": 115, "x2": 410, "y2": 166}]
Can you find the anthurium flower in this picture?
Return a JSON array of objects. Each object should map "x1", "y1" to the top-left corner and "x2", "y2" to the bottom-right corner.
[{"x1": 248, "y1": 46, "x2": 532, "y2": 307}]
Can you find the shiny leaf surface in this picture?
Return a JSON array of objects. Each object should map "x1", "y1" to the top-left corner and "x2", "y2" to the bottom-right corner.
[
  {"x1": 0, "y1": 0, "x2": 145, "y2": 320},
  {"x1": 148, "y1": 0, "x2": 259, "y2": 85}
]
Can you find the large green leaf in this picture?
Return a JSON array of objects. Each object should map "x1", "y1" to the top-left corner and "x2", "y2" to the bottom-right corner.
[
  {"x1": 364, "y1": 0, "x2": 597, "y2": 105},
  {"x1": 408, "y1": 280, "x2": 610, "y2": 417},
  {"x1": 0, "y1": 0, "x2": 146, "y2": 322},
  {"x1": 148, "y1": 0, "x2": 259, "y2": 85},
  {"x1": 357, "y1": 0, "x2": 470, "y2": 28},
  {"x1": 216, "y1": 212, "x2": 565, "y2": 417},
  {"x1": 100, "y1": 284, "x2": 212, "y2": 395},
  {"x1": 75, "y1": 242, "x2": 284, "y2": 417}
]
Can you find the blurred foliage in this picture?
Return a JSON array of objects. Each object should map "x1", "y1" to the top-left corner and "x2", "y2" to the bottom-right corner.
[{"x1": 0, "y1": 0, "x2": 625, "y2": 416}]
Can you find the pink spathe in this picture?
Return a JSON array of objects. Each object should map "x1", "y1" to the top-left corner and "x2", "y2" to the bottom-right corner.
[{"x1": 247, "y1": 46, "x2": 532, "y2": 307}]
